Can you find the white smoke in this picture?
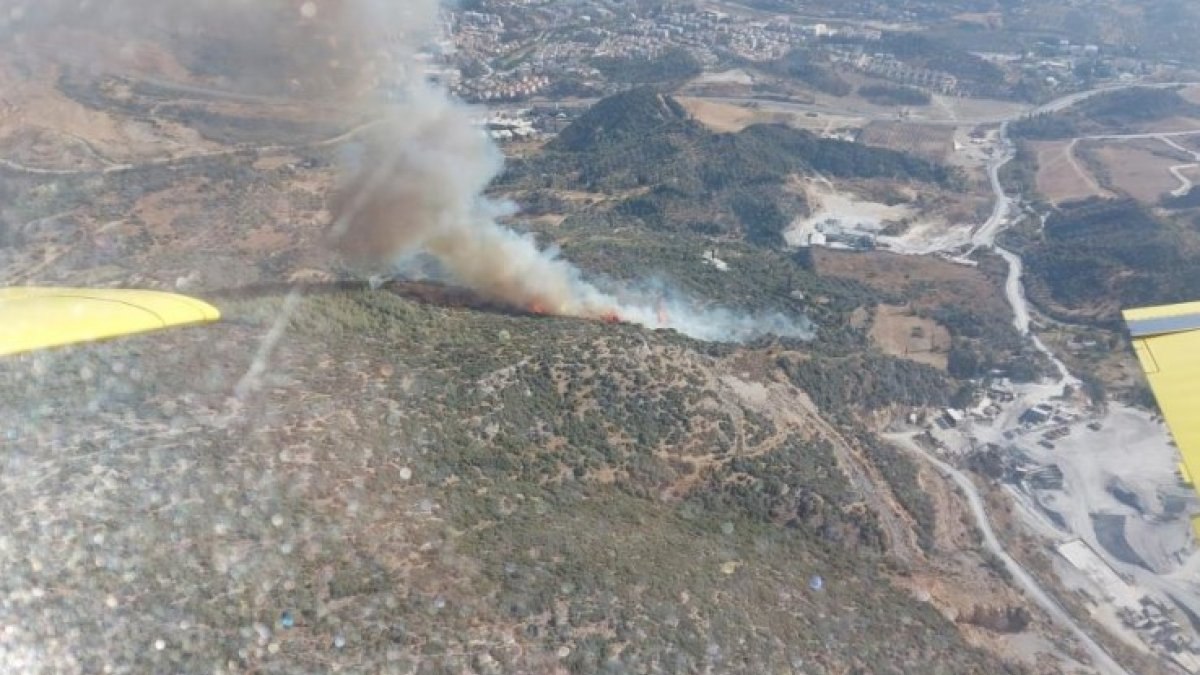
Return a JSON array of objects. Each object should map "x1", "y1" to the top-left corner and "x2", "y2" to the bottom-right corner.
[
  {"x1": 328, "y1": 90, "x2": 814, "y2": 342},
  {"x1": 323, "y1": 2, "x2": 813, "y2": 343},
  {"x1": 0, "y1": 0, "x2": 813, "y2": 343}
]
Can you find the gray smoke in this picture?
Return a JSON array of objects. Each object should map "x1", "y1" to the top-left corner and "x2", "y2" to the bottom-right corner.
[
  {"x1": 0, "y1": 0, "x2": 428, "y2": 102},
  {"x1": 1, "y1": 0, "x2": 813, "y2": 343},
  {"x1": 325, "y1": 2, "x2": 813, "y2": 343}
]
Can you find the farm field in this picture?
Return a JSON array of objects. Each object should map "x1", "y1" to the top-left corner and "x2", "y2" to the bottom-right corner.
[
  {"x1": 1089, "y1": 140, "x2": 1192, "y2": 203},
  {"x1": 859, "y1": 121, "x2": 954, "y2": 162}
]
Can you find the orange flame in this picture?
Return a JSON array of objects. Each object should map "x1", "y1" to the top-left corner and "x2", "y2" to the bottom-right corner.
[{"x1": 656, "y1": 299, "x2": 669, "y2": 327}]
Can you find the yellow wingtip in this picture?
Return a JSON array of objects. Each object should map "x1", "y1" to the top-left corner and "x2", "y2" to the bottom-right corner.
[
  {"x1": 1125, "y1": 301, "x2": 1200, "y2": 508},
  {"x1": 0, "y1": 287, "x2": 221, "y2": 357}
]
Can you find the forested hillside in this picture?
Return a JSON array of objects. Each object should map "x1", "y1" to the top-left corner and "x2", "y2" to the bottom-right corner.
[
  {"x1": 1003, "y1": 197, "x2": 1200, "y2": 321},
  {"x1": 501, "y1": 88, "x2": 959, "y2": 245},
  {"x1": 1011, "y1": 87, "x2": 1200, "y2": 140}
]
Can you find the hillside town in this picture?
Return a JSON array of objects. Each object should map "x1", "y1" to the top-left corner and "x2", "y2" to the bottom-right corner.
[{"x1": 437, "y1": 1, "x2": 1177, "y2": 107}]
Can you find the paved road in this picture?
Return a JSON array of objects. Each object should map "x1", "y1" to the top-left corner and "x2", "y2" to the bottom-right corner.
[
  {"x1": 886, "y1": 434, "x2": 1133, "y2": 675},
  {"x1": 495, "y1": 81, "x2": 1200, "y2": 129}
]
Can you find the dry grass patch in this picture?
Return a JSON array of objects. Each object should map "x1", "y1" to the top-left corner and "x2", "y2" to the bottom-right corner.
[
  {"x1": 1090, "y1": 141, "x2": 1192, "y2": 203},
  {"x1": 814, "y1": 249, "x2": 1010, "y2": 319},
  {"x1": 1030, "y1": 140, "x2": 1108, "y2": 204},
  {"x1": 0, "y1": 60, "x2": 218, "y2": 165},
  {"x1": 1178, "y1": 134, "x2": 1200, "y2": 154},
  {"x1": 677, "y1": 97, "x2": 789, "y2": 133},
  {"x1": 859, "y1": 122, "x2": 954, "y2": 162},
  {"x1": 870, "y1": 304, "x2": 951, "y2": 370},
  {"x1": 1136, "y1": 116, "x2": 1200, "y2": 134}
]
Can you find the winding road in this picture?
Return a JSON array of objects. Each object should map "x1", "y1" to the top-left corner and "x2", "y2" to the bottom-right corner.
[
  {"x1": 887, "y1": 433, "x2": 1132, "y2": 675},
  {"x1": 883, "y1": 81, "x2": 1200, "y2": 674},
  {"x1": 1159, "y1": 134, "x2": 1200, "y2": 197}
]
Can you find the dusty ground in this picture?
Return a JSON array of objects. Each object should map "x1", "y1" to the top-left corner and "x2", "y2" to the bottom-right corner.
[
  {"x1": 785, "y1": 177, "x2": 916, "y2": 246},
  {"x1": 1182, "y1": 85, "x2": 1200, "y2": 106},
  {"x1": 1136, "y1": 116, "x2": 1200, "y2": 134},
  {"x1": 1030, "y1": 140, "x2": 1109, "y2": 204},
  {"x1": 690, "y1": 69, "x2": 756, "y2": 87},
  {"x1": 1089, "y1": 140, "x2": 1192, "y2": 202},
  {"x1": 786, "y1": 70, "x2": 1024, "y2": 125},
  {"x1": 677, "y1": 97, "x2": 793, "y2": 133},
  {"x1": 1010, "y1": 404, "x2": 1200, "y2": 610},
  {"x1": 858, "y1": 121, "x2": 954, "y2": 162},
  {"x1": 870, "y1": 304, "x2": 951, "y2": 370},
  {"x1": 785, "y1": 176, "x2": 987, "y2": 254},
  {"x1": 888, "y1": 459, "x2": 1087, "y2": 674},
  {"x1": 1174, "y1": 164, "x2": 1200, "y2": 194},
  {"x1": 0, "y1": 60, "x2": 220, "y2": 168},
  {"x1": 1037, "y1": 324, "x2": 1144, "y2": 397},
  {"x1": 931, "y1": 95, "x2": 1027, "y2": 123},
  {"x1": 814, "y1": 249, "x2": 1012, "y2": 319}
]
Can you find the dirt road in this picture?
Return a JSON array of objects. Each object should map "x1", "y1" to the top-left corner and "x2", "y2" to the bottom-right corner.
[{"x1": 0, "y1": 119, "x2": 383, "y2": 177}]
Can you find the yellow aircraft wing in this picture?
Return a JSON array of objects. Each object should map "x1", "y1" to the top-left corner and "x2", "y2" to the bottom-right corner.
[
  {"x1": 0, "y1": 287, "x2": 220, "y2": 357},
  {"x1": 1124, "y1": 302, "x2": 1200, "y2": 533}
]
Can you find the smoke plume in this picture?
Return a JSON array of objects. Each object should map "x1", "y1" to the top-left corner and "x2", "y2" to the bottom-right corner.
[
  {"x1": 326, "y1": 4, "x2": 812, "y2": 343},
  {"x1": 2, "y1": 0, "x2": 811, "y2": 343},
  {"x1": 0, "y1": 0, "x2": 427, "y2": 102}
]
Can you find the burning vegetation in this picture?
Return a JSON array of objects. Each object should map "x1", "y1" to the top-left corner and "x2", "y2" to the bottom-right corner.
[{"x1": 326, "y1": 82, "x2": 811, "y2": 343}]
